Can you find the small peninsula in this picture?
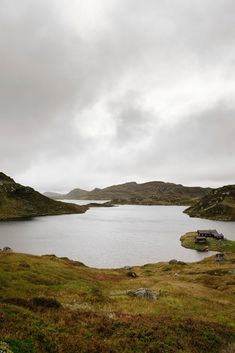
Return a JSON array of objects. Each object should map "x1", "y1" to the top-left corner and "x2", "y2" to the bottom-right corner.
[
  {"x1": 184, "y1": 185, "x2": 235, "y2": 221},
  {"x1": 180, "y1": 232, "x2": 235, "y2": 253},
  {"x1": 0, "y1": 172, "x2": 87, "y2": 221}
]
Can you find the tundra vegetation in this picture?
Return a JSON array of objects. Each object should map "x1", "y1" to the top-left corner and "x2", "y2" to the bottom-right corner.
[
  {"x1": 184, "y1": 185, "x2": 235, "y2": 221},
  {"x1": 0, "y1": 173, "x2": 87, "y2": 221},
  {"x1": 0, "y1": 252, "x2": 235, "y2": 353}
]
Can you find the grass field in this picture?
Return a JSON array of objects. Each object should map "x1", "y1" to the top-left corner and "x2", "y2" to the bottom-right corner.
[{"x1": 0, "y1": 252, "x2": 235, "y2": 353}]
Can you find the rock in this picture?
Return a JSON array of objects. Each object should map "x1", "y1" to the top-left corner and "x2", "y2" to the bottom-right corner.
[
  {"x1": 228, "y1": 269, "x2": 235, "y2": 275},
  {"x1": 177, "y1": 261, "x2": 187, "y2": 265},
  {"x1": 215, "y1": 253, "x2": 226, "y2": 262},
  {"x1": 169, "y1": 259, "x2": 178, "y2": 264},
  {"x1": 127, "y1": 271, "x2": 138, "y2": 278},
  {"x1": 123, "y1": 266, "x2": 132, "y2": 270},
  {"x1": 2, "y1": 247, "x2": 13, "y2": 253},
  {"x1": 127, "y1": 288, "x2": 160, "y2": 300},
  {"x1": 0, "y1": 341, "x2": 14, "y2": 353}
]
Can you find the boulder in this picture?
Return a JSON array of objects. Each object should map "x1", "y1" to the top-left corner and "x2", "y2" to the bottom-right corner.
[
  {"x1": 215, "y1": 253, "x2": 226, "y2": 262},
  {"x1": 177, "y1": 261, "x2": 187, "y2": 265},
  {"x1": 127, "y1": 271, "x2": 138, "y2": 278},
  {"x1": 169, "y1": 259, "x2": 178, "y2": 264},
  {"x1": 127, "y1": 288, "x2": 160, "y2": 300},
  {"x1": 2, "y1": 247, "x2": 13, "y2": 253}
]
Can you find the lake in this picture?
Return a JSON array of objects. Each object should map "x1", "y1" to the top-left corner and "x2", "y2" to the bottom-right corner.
[{"x1": 0, "y1": 202, "x2": 235, "y2": 268}]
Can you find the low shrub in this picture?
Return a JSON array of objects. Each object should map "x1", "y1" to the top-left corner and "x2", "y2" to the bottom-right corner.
[{"x1": 31, "y1": 297, "x2": 61, "y2": 309}]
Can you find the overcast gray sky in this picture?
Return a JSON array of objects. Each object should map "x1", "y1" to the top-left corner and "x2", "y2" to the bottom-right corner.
[{"x1": 0, "y1": 0, "x2": 234, "y2": 192}]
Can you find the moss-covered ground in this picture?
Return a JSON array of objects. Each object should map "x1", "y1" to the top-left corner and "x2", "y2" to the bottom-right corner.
[{"x1": 0, "y1": 252, "x2": 235, "y2": 353}]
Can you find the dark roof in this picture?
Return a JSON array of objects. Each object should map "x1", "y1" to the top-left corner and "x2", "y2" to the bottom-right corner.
[{"x1": 197, "y1": 229, "x2": 218, "y2": 235}]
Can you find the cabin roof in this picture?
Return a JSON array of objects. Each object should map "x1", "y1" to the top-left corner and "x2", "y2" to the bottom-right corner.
[{"x1": 197, "y1": 229, "x2": 218, "y2": 234}]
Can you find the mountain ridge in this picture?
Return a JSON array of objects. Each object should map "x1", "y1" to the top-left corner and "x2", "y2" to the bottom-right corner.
[{"x1": 45, "y1": 180, "x2": 212, "y2": 206}]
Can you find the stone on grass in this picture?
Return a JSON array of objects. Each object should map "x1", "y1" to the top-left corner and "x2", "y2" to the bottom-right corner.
[
  {"x1": 127, "y1": 271, "x2": 138, "y2": 278},
  {"x1": 228, "y1": 269, "x2": 235, "y2": 275},
  {"x1": 123, "y1": 266, "x2": 132, "y2": 270},
  {"x1": 127, "y1": 288, "x2": 160, "y2": 300},
  {"x1": 215, "y1": 253, "x2": 226, "y2": 262},
  {"x1": 0, "y1": 341, "x2": 14, "y2": 353}
]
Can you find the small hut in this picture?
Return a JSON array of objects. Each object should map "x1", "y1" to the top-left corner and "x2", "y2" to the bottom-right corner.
[
  {"x1": 195, "y1": 236, "x2": 207, "y2": 244},
  {"x1": 197, "y1": 230, "x2": 224, "y2": 239}
]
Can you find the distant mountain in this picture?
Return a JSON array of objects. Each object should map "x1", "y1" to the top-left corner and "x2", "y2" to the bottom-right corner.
[
  {"x1": 184, "y1": 184, "x2": 235, "y2": 221},
  {"x1": 45, "y1": 181, "x2": 211, "y2": 206},
  {"x1": 0, "y1": 172, "x2": 87, "y2": 221},
  {"x1": 44, "y1": 188, "x2": 88, "y2": 200}
]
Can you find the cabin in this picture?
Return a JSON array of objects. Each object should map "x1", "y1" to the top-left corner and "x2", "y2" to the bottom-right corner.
[
  {"x1": 197, "y1": 230, "x2": 224, "y2": 239},
  {"x1": 195, "y1": 236, "x2": 207, "y2": 244}
]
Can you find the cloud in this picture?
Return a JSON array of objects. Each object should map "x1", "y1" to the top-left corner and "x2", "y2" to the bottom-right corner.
[{"x1": 0, "y1": 0, "x2": 234, "y2": 191}]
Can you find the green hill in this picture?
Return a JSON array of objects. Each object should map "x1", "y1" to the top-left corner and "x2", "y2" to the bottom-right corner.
[
  {"x1": 0, "y1": 172, "x2": 87, "y2": 220},
  {"x1": 184, "y1": 185, "x2": 235, "y2": 221},
  {"x1": 0, "y1": 252, "x2": 235, "y2": 353},
  {"x1": 45, "y1": 181, "x2": 211, "y2": 206}
]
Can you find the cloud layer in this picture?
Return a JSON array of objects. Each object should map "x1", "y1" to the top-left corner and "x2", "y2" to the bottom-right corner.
[{"x1": 0, "y1": 0, "x2": 234, "y2": 191}]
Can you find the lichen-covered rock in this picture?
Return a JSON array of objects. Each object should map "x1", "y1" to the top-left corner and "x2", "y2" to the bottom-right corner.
[
  {"x1": 0, "y1": 342, "x2": 14, "y2": 353},
  {"x1": 127, "y1": 288, "x2": 160, "y2": 300}
]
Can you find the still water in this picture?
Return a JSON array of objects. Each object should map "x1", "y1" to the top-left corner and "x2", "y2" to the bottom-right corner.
[{"x1": 0, "y1": 202, "x2": 235, "y2": 268}]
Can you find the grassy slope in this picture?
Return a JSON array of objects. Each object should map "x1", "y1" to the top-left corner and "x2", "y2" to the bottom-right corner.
[
  {"x1": 0, "y1": 252, "x2": 235, "y2": 353},
  {"x1": 180, "y1": 232, "x2": 235, "y2": 253},
  {"x1": 47, "y1": 181, "x2": 211, "y2": 206},
  {"x1": 184, "y1": 185, "x2": 235, "y2": 221},
  {"x1": 0, "y1": 173, "x2": 87, "y2": 220}
]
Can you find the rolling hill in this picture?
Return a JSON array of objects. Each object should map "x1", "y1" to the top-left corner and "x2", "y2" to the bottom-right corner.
[
  {"x1": 45, "y1": 181, "x2": 211, "y2": 206},
  {"x1": 0, "y1": 252, "x2": 235, "y2": 353},
  {"x1": 0, "y1": 172, "x2": 87, "y2": 220},
  {"x1": 184, "y1": 185, "x2": 235, "y2": 221}
]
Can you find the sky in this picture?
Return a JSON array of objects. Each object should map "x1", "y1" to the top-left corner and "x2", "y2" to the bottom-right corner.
[{"x1": 0, "y1": 0, "x2": 234, "y2": 192}]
